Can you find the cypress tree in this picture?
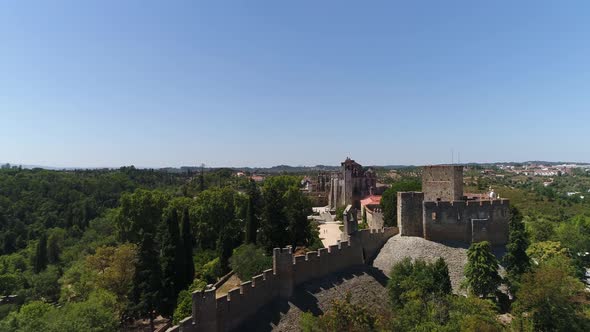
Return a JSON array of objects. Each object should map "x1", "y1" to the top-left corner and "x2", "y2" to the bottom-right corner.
[
  {"x1": 160, "y1": 209, "x2": 182, "y2": 317},
  {"x1": 504, "y1": 206, "x2": 531, "y2": 277},
  {"x1": 181, "y1": 208, "x2": 195, "y2": 287},
  {"x1": 131, "y1": 232, "x2": 162, "y2": 331},
  {"x1": 244, "y1": 180, "x2": 259, "y2": 244},
  {"x1": 217, "y1": 230, "x2": 233, "y2": 274},
  {"x1": 34, "y1": 233, "x2": 48, "y2": 273},
  {"x1": 431, "y1": 257, "x2": 452, "y2": 295},
  {"x1": 47, "y1": 234, "x2": 60, "y2": 264}
]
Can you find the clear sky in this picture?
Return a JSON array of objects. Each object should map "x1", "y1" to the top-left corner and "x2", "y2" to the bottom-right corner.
[{"x1": 2, "y1": 1, "x2": 590, "y2": 168}]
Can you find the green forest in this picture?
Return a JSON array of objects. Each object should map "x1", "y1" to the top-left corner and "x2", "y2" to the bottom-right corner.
[
  {"x1": 1, "y1": 166, "x2": 589, "y2": 331},
  {"x1": 0, "y1": 167, "x2": 319, "y2": 331}
]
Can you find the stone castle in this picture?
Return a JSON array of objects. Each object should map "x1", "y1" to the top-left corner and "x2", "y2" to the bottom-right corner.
[
  {"x1": 166, "y1": 163, "x2": 510, "y2": 332},
  {"x1": 328, "y1": 158, "x2": 377, "y2": 209},
  {"x1": 398, "y1": 165, "x2": 510, "y2": 245}
]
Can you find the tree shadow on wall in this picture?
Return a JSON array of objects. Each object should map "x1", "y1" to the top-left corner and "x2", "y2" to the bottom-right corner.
[{"x1": 237, "y1": 265, "x2": 389, "y2": 332}]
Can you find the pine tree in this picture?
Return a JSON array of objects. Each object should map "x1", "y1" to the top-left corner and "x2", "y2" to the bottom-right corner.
[
  {"x1": 160, "y1": 209, "x2": 182, "y2": 317},
  {"x1": 504, "y1": 207, "x2": 531, "y2": 278},
  {"x1": 464, "y1": 241, "x2": 501, "y2": 298},
  {"x1": 181, "y1": 208, "x2": 195, "y2": 287},
  {"x1": 34, "y1": 233, "x2": 48, "y2": 273},
  {"x1": 130, "y1": 232, "x2": 162, "y2": 331}
]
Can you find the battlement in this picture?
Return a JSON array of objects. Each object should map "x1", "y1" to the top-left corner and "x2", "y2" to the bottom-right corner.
[
  {"x1": 423, "y1": 199, "x2": 509, "y2": 209},
  {"x1": 169, "y1": 226, "x2": 398, "y2": 332}
]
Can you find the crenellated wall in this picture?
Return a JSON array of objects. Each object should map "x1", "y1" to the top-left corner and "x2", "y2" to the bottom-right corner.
[
  {"x1": 422, "y1": 199, "x2": 509, "y2": 245},
  {"x1": 167, "y1": 227, "x2": 398, "y2": 332}
]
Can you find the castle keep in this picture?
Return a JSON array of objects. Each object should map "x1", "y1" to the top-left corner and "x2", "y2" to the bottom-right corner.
[{"x1": 398, "y1": 165, "x2": 509, "y2": 245}]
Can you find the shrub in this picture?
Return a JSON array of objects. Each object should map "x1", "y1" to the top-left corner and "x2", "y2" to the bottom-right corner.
[{"x1": 229, "y1": 244, "x2": 272, "y2": 281}]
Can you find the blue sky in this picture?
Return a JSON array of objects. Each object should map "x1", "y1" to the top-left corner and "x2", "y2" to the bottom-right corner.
[{"x1": 2, "y1": 1, "x2": 589, "y2": 168}]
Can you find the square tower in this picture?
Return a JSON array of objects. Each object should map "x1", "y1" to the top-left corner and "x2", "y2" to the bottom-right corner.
[{"x1": 422, "y1": 165, "x2": 463, "y2": 202}]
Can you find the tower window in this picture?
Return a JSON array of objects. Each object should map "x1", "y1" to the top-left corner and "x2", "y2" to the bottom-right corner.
[{"x1": 431, "y1": 212, "x2": 437, "y2": 221}]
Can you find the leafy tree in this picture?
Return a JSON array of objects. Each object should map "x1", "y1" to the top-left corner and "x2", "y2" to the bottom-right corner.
[
  {"x1": 300, "y1": 293, "x2": 378, "y2": 332},
  {"x1": 526, "y1": 241, "x2": 569, "y2": 263},
  {"x1": 463, "y1": 241, "x2": 501, "y2": 298},
  {"x1": 59, "y1": 260, "x2": 95, "y2": 303},
  {"x1": 192, "y1": 188, "x2": 237, "y2": 250},
  {"x1": 129, "y1": 233, "x2": 162, "y2": 331},
  {"x1": 526, "y1": 217, "x2": 555, "y2": 243},
  {"x1": 513, "y1": 256, "x2": 590, "y2": 331},
  {"x1": 115, "y1": 189, "x2": 169, "y2": 244},
  {"x1": 198, "y1": 257, "x2": 222, "y2": 284},
  {"x1": 445, "y1": 296, "x2": 503, "y2": 332},
  {"x1": 555, "y1": 214, "x2": 590, "y2": 276},
  {"x1": 381, "y1": 179, "x2": 421, "y2": 227},
  {"x1": 388, "y1": 257, "x2": 452, "y2": 309},
  {"x1": 229, "y1": 244, "x2": 272, "y2": 280},
  {"x1": 33, "y1": 234, "x2": 48, "y2": 273},
  {"x1": 53, "y1": 289, "x2": 120, "y2": 332},
  {"x1": 0, "y1": 273, "x2": 24, "y2": 295},
  {"x1": 85, "y1": 244, "x2": 137, "y2": 303},
  {"x1": 259, "y1": 176, "x2": 313, "y2": 251},
  {"x1": 181, "y1": 207, "x2": 195, "y2": 288},
  {"x1": 30, "y1": 265, "x2": 61, "y2": 302},
  {"x1": 0, "y1": 300, "x2": 55, "y2": 332}
]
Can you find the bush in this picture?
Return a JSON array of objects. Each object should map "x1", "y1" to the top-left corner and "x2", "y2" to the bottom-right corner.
[
  {"x1": 335, "y1": 206, "x2": 345, "y2": 221},
  {"x1": 199, "y1": 258, "x2": 222, "y2": 284},
  {"x1": 172, "y1": 279, "x2": 206, "y2": 324},
  {"x1": 388, "y1": 257, "x2": 452, "y2": 309},
  {"x1": 300, "y1": 293, "x2": 378, "y2": 332},
  {"x1": 229, "y1": 244, "x2": 272, "y2": 281}
]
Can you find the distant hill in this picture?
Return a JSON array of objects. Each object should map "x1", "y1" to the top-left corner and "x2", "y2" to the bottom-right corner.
[{"x1": 2, "y1": 161, "x2": 589, "y2": 173}]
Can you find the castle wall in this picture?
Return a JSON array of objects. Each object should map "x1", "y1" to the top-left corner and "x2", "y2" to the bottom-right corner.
[
  {"x1": 422, "y1": 166, "x2": 463, "y2": 201},
  {"x1": 397, "y1": 192, "x2": 425, "y2": 237},
  {"x1": 171, "y1": 227, "x2": 398, "y2": 332},
  {"x1": 422, "y1": 199, "x2": 509, "y2": 245}
]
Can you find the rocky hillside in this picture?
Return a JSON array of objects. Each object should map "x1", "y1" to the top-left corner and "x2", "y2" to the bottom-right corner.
[{"x1": 373, "y1": 234, "x2": 506, "y2": 294}]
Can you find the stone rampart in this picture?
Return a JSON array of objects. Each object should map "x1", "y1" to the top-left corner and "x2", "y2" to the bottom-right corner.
[
  {"x1": 422, "y1": 199, "x2": 509, "y2": 245},
  {"x1": 168, "y1": 227, "x2": 398, "y2": 332}
]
